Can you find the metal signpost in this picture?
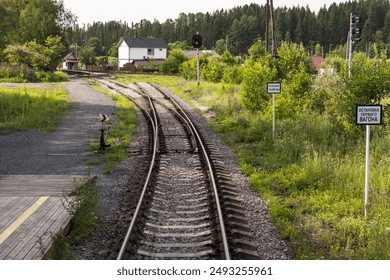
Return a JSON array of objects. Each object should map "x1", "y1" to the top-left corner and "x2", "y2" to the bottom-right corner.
[
  {"x1": 267, "y1": 82, "x2": 281, "y2": 140},
  {"x1": 356, "y1": 105, "x2": 382, "y2": 217}
]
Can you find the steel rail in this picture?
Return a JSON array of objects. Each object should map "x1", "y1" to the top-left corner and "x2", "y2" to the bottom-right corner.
[
  {"x1": 150, "y1": 83, "x2": 231, "y2": 260},
  {"x1": 102, "y1": 79, "x2": 230, "y2": 260},
  {"x1": 116, "y1": 88, "x2": 159, "y2": 260}
]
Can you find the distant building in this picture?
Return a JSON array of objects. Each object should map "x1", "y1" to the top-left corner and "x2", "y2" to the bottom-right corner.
[
  {"x1": 117, "y1": 37, "x2": 168, "y2": 69},
  {"x1": 182, "y1": 50, "x2": 220, "y2": 58},
  {"x1": 62, "y1": 53, "x2": 78, "y2": 70},
  {"x1": 309, "y1": 56, "x2": 324, "y2": 73}
]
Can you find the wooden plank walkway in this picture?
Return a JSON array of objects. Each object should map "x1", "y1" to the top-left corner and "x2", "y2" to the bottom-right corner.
[{"x1": 0, "y1": 175, "x2": 86, "y2": 260}]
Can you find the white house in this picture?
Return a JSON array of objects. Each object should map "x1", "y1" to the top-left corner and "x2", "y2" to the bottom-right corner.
[{"x1": 117, "y1": 37, "x2": 168, "y2": 68}]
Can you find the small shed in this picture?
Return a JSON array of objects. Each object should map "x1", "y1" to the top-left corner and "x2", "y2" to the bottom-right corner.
[
  {"x1": 117, "y1": 37, "x2": 168, "y2": 69},
  {"x1": 62, "y1": 53, "x2": 78, "y2": 70}
]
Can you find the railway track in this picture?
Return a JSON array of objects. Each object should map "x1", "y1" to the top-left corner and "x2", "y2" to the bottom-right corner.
[{"x1": 97, "y1": 79, "x2": 259, "y2": 260}]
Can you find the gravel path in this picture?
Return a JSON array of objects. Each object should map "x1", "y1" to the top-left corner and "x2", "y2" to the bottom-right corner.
[
  {"x1": 0, "y1": 79, "x2": 116, "y2": 175},
  {"x1": 0, "y1": 78, "x2": 293, "y2": 260}
]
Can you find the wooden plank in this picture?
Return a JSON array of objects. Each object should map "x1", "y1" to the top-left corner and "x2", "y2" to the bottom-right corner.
[
  {"x1": 0, "y1": 175, "x2": 95, "y2": 197},
  {"x1": 0, "y1": 197, "x2": 19, "y2": 221},
  {"x1": 0, "y1": 197, "x2": 60, "y2": 260},
  {"x1": 30, "y1": 202, "x2": 72, "y2": 260},
  {"x1": 14, "y1": 198, "x2": 66, "y2": 260},
  {"x1": 0, "y1": 175, "x2": 86, "y2": 197},
  {"x1": 0, "y1": 197, "x2": 36, "y2": 234}
]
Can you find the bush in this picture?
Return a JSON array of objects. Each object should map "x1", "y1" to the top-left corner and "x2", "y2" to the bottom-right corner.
[
  {"x1": 0, "y1": 64, "x2": 37, "y2": 82},
  {"x1": 161, "y1": 49, "x2": 188, "y2": 74},
  {"x1": 35, "y1": 71, "x2": 69, "y2": 82}
]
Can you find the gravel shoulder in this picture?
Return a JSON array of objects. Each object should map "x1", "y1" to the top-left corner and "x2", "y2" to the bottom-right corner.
[{"x1": 0, "y1": 78, "x2": 293, "y2": 260}]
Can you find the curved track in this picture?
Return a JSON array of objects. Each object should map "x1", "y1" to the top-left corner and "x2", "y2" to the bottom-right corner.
[{"x1": 97, "y1": 79, "x2": 259, "y2": 260}]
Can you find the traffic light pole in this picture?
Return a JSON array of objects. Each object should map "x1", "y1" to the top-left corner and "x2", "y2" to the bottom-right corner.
[
  {"x1": 197, "y1": 48, "x2": 200, "y2": 85},
  {"x1": 348, "y1": 13, "x2": 353, "y2": 78},
  {"x1": 192, "y1": 32, "x2": 202, "y2": 85}
]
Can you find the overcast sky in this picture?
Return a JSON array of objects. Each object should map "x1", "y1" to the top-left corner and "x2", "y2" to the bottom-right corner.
[{"x1": 62, "y1": 0, "x2": 347, "y2": 25}]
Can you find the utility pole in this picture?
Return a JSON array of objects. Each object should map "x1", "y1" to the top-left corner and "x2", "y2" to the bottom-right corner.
[
  {"x1": 269, "y1": 0, "x2": 278, "y2": 56},
  {"x1": 265, "y1": 0, "x2": 278, "y2": 56},
  {"x1": 265, "y1": 0, "x2": 269, "y2": 53}
]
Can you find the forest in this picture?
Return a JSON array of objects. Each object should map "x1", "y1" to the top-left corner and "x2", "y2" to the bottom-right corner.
[
  {"x1": 1, "y1": 0, "x2": 390, "y2": 70},
  {"x1": 66, "y1": 0, "x2": 390, "y2": 57}
]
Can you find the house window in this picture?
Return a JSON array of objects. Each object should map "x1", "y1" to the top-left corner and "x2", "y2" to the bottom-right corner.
[{"x1": 147, "y1": 48, "x2": 154, "y2": 55}]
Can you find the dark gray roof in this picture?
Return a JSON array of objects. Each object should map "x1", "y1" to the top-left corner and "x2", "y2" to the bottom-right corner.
[{"x1": 121, "y1": 37, "x2": 168, "y2": 49}]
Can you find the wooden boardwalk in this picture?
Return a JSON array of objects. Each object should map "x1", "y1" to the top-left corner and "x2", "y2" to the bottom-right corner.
[{"x1": 0, "y1": 175, "x2": 84, "y2": 260}]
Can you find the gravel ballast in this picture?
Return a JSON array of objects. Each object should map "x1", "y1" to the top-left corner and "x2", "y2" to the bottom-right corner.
[{"x1": 0, "y1": 78, "x2": 293, "y2": 260}]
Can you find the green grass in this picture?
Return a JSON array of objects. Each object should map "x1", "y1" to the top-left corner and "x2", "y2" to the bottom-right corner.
[
  {"x1": 113, "y1": 73, "x2": 390, "y2": 259},
  {"x1": 49, "y1": 175, "x2": 99, "y2": 260},
  {"x1": 88, "y1": 80, "x2": 138, "y2": 173},
  {"x1": 0, "y1": 85, "x2": 70, "y2": 133}
]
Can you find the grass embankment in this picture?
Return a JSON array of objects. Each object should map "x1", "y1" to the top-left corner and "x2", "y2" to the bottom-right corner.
[
  {"x1": 88, "y1": 80, "x2": 138, "y2": 173},
  {"x1": 0, "y1": 85, "x2": 70, "y2": 133},
  {"x1": 117, "y1": 74, "x2": 390, "y2": 259}
]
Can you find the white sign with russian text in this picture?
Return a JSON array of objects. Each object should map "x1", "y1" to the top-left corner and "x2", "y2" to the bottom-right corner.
[
  {"x1": 356, "y1": 105, "x2": 382, "y2": 125},
  {"x1": 267, "y1": 83, "x2": 281, "y2": 94}
]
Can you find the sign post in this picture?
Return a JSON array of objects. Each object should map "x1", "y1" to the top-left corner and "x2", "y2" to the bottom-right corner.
[
  {"x1": 356, "y1": 105, "x2": 382, "y2": 217},
  {"x1": 267, "y1": 82, "x2": 281, "y2": 140}
]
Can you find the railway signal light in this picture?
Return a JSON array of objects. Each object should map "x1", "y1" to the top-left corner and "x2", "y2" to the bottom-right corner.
[
  {"x1": 192, "y1": 34, "x2": 202, "y2": 48},
  {"x1": 348, "y1": 14, "x2": 362, "y2": 78},
  {"x1": 351, "y1": 15, "x2": 361, "y2": 44}
]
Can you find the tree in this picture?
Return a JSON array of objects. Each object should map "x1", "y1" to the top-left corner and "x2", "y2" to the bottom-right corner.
[
  {"x1": 160, "y1": 49, "x2": 188, "y2": 74},
  {"x1": 229, "y1": 15, "x2": 259, "y2": 55},
  {"x1": 43, "y1": 35, "x2": 66, "y2": 71},
  {"x1": 346, "y1": 52, "x2": 390, "y2": 104},
  {"x1": 248, "y1": 39, "x2": 266, "y2": 61},
  {"x1": 241, "y1": 59, "x2": 276, "y2": 112},
  {"x1": 79, "y1": 47, "x2": 96, "y2": 68},
  {"x1": 4, "y1": 36, "x2": 65, "y2": 71},
  {"x1": 215, "y1": 39, "x2": 226, "y2": 55},
  {"x1": 19, "y1": 0, "x2": 70, "y2": 43},
  {"x1": 4, "y1": 42, "x2": 48, "y2": 70}
]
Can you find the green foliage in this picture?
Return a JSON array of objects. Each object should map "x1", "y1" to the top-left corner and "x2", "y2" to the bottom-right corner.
[
  {"x1": 276, "y1": 42, "x2": 309, "y2": 80},
  {"x1": 49, "y1": 233, "x2": 73, "y2": 260},
  {"x1": 61, "y1": 175, "x2": 99, "y2": 246},
  {"x1": 161, "y1": 49, "x2": 189, "y2": 74},
  {"x1": 220, "y1": 51, "x2": 237, "y2": 65},
  {"x1": 35, "y1": 71, "x2": 69, "y2": 83},
  {"x1": 346, "y1": 52, "x2": 390, "y2": 104},
  {"x1": 0, "y1": 86, "x2": 70, "y2": 133},
  {"x1": 0, "y1": 0, "x2": 74, "y2": 45},
  {"x1": 3, "y1": 35, "x2": 66, "y2": 72},
  {"x1": 0, "y1": 64, "x2": 36, "y2": 82},
  {"x1": 248, "y1": 39, "x2": 266, "y2": 60},
  {"x1": 79, "y1": 47, "x2": 96, "y2": 67},
  {"x1": 168, "y1": 41, "x2": 189, "y2": 50},
  {"x1": 202, "y1": 57, "x2": 226, "y2": 83},
  {"x1": 222, "y1": 65, "x2": 243, "y2": 84},
  {"x1": 241, "y1": 59, "x2": 276, "y2": 112}
]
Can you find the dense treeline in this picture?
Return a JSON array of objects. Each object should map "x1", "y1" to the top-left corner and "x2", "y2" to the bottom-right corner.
[
  {"x1": 67, "y1": 0, "x2": 390, "y2": 56},
  {"x1": 0, "y1": 0, "x2": 73, "y2": 81}
]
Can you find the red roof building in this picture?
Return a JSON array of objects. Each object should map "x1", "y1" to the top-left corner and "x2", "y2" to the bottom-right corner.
[
  {"x1": 309, "y1": 56, "x2": 324, "y2": 73},
  {"x1": 62, "y1": 53, "x2": 78, "y2": 70}
]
